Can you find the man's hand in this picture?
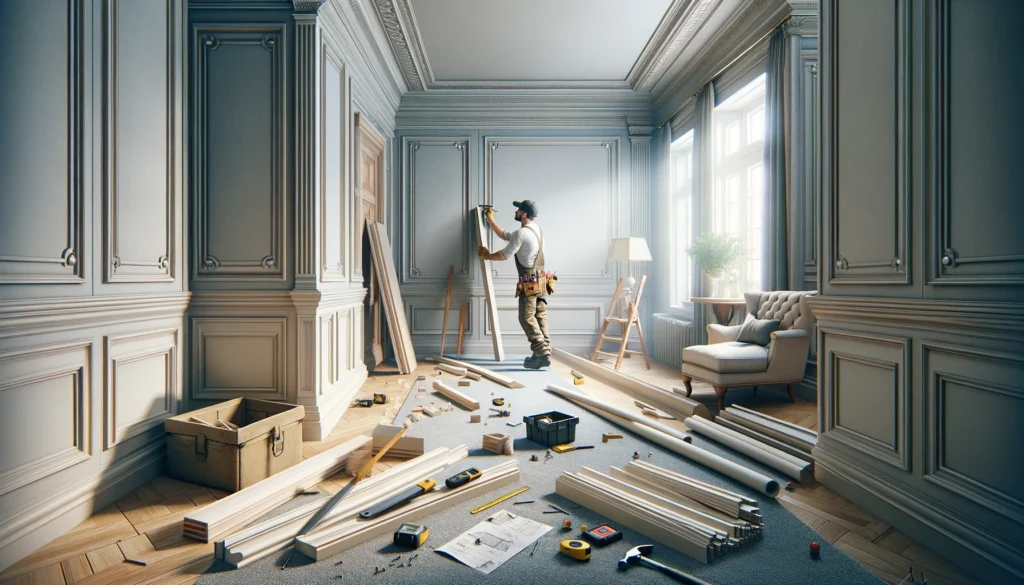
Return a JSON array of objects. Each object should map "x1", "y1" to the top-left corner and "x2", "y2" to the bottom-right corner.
[
  {"x1": 478, "y1": 246, "x2": 489, "y2": 258},
  {"x1": 485, "y1": 207, "x2": 494, "y2": 220}
]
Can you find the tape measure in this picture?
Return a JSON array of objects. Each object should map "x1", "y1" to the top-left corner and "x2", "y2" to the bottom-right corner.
[
  {"x1": 492, "y1": 398, "x2": 505, "y2": 406},
  {"x1": 373, "y1": 393, "x2": 387, "y2": 404},
  {"x1": 559, "y1": 539, "x2": 591, "y2": 561},
  {"x1": 393, "y1": 523, "x2": 428, "y2": 548}
]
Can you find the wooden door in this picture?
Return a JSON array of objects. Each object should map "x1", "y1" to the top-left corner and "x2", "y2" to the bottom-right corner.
[{"x1": 357, "y1": 114, "x2": 386, "y2": 368}]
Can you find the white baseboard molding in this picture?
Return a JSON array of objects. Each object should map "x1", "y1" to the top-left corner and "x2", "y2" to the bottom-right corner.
[
  {"x1": 815, "y1": 446, "x2": 1022, "y2": 585},
  {"x1": 300, "y1": 367, "x2": 367, "y2": 441},
  {"x1": 0, "y1": 435, "x2": 165, "y2": 573}
]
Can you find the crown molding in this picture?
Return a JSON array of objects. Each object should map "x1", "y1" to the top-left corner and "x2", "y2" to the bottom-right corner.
[
  {"x1": 652, "y1": 0, "x2": 793, "y2": 124},
  {"x1": 396, "y1": 90, "x2": 652, "y2": 128},
  {"x1": 628, "y1": 0, "x2": 725, "y2": 92}
]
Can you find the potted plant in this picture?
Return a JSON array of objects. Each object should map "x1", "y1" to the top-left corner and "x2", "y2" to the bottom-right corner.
[{"x1": 686, "y1": 232, "x2": 743, "y2": 280}]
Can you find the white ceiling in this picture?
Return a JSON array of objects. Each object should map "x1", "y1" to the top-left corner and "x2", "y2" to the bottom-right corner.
[{"x1": 407, "y1": 0, "x2": 674, "y2": 82}]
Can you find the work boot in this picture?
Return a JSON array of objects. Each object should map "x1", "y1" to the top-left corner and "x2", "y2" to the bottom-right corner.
[{"x1": 524, "y1": 354, "x2": 550, "y2": 370}]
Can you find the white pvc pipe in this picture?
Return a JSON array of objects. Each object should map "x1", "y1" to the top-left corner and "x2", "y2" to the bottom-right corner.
[
  {"x1": 547, "y1": 384, "x2": 780, "y2": 498},
  {"x1": 685, "y1": 416, "x2": 812, "y2": 483}
]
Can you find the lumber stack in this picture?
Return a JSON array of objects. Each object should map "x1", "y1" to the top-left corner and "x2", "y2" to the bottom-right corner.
[
  {"x1": 428, "y1": 356, "x2": 525, "y2": 389},
  {"x1": 482, "y1": 433, "x2": 513, "y2": 455},
  {"x1": 218, "y1": 445, "x2": 470, "y2": 568},
  {"x1": 182, "y1": 435, "x2": 371, "y2": 543},
  {"x1": 372, "y1": 424, "x2": 424, "y2": 460},
  {"x1": 432, "y1": 380, "x2": 480, "y2": 410},
  {"x1": 716, "y1": 405, "x2": 816, "y2": 461},
  {"x1": 295, "y1": 460, "x2": 521, "y2": 560},
  {"x1": 556, "y1": 461, "x2": 762, "y2": 565},
  {"x1": 685, "y1": 416, "x2": 814, "y2": 483}
]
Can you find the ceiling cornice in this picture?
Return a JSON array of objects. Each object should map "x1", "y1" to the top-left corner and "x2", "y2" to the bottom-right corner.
[
  {"x1": 627, "y1": 0, "x2": 725, "y2": 92},
  {"x1": 370, "y1": 0, "x2": 425, "y2": 90}
]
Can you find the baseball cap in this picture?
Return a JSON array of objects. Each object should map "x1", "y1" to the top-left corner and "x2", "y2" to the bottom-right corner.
[{"x1": 513, "y1": 200, "x2": 538, "y2": 218}]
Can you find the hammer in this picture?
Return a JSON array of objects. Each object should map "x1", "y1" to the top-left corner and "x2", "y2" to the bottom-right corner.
[{"x1": 618, "y1": 544, "x2": 713, "y2": 585}]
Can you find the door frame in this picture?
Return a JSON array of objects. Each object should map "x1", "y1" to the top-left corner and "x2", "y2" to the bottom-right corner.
[{"x1": 354, "y1": 113, "x2": 387, "y2": 368}]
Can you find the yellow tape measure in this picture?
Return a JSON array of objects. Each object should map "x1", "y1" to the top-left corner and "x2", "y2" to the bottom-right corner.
[{"x1": 470, "y1": 486, "x2": 530, "y2": 514}]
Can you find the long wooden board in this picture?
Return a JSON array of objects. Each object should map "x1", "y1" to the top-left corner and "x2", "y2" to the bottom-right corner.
[
  {"x1": 428, "y1": 355, "x2": 524, "y2": 389},
  {"x1": 440, "y1": 266, "x2": 454, "y2": 355},
  {"x1": 474, "y1": 207, "x2": 504, "y2": 361},
  {"x1": 432, "y1": 381, "x2": 480, "y2": 410},
  {"x1": 367, "y1": 222, "x2": 417, "y2": 374}
]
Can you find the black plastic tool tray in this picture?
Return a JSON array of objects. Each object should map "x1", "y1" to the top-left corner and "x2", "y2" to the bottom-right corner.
[{"x1": 523, "y1": 411, "x2": 579, "y2": 447}]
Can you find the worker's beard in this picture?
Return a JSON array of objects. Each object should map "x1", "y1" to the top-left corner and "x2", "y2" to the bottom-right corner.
[{"x1": 514, "y1": 211, "x2": 521, "y2": 221}]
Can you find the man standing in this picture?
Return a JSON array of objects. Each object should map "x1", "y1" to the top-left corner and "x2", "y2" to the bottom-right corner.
[{"x1": 478, "y1": 200, "x2": 551, "y2": 369}]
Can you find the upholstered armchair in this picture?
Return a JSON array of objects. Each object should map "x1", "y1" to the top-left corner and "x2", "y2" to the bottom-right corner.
[{"x1": 681, "y1": 291, "x2": 816, "y2": 410}]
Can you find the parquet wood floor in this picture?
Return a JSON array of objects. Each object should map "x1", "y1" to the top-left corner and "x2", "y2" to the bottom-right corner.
[{"x1": 0, "y1": 357, "x2": 986, "y2": 585}]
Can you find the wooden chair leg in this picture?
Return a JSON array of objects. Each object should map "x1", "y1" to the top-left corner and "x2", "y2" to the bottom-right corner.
[
  {"x1": 787, "y1": 383, "x2": 796, "y2": 403},
  {"x1": 681, "y1": 376, "x2": 693, "y2": 397},
  {"x1": 713, "y1": 386, "x2": 728, "y2": 411}
]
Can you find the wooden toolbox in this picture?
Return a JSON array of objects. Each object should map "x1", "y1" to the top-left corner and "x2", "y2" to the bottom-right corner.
[{"x1": 165, "y1": 398, "x2": 305, "y2": 492}]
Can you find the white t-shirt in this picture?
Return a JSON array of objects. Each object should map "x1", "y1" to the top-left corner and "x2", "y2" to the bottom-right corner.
[{"x1": 499, "y1": 223, "x2": 543, "y2": 268}]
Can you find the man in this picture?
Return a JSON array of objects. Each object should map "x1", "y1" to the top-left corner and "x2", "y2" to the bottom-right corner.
[{"x1": 478, "y1": 200, "x2": 551, "y2": 369}]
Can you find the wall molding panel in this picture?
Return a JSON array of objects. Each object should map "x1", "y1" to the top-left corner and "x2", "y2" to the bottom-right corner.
[
  {"x1": 484, "y1": 137, "x2": 620, "y2": 285},
  {"x1": 825, "y1": 0, "x2": 910, "y2": 286},
  {"x1": 190, "y1": 317, "x2": 287, "y2": 400},
  {"x1": 104, "y1": 329, "x2": 177, "y2": 450},
  {"x1": 0, "y1": 342, "x2": 91, "y2": 499},
  {"x1": 104, "y1": 0, "x2": 176, "y2": 283},
  {"x1": 922, "y1": 342, "x2": 1024, "y2": 525},
  {"x1": 319, "y1": 44, "x2": 352, "y2": 283},
  {"x1": 400, "y1": 137, "x2": 471, "y2": 283},
  {"x1": 820, "y1": 328, "x2": 910, "y2": 472},
  {"x1": 191, "y1": 23, "x2": 287, "y2": 282},
  {"x1": 0, "y1": 0, "x2": 84, "y2": 285}
]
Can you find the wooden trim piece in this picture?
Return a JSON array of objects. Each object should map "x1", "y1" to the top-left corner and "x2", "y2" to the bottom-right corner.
[
  {"x1": 686, "y1": 416, "x2": 814, "y2": 483},
  {"x1": 729, "y1": 405, "x2": 818, "y2": 438},
  {"x1": 718, "y1": 409, "x2": 816, "y2": 454},
  {"x1": 546, "y1": 384, "x2": 692, "y2": 445},
  {"x1": 474, "y1": 207, "x2": 504, "y2": 361},
  {"x1": 182, "y1": 435, "x2": 372, "y2": 542},
  {"x1": 220, "y1": 445, "x2": 468, "y2": 567},
  {"x1": 440, "y1": 266, "x2": 453, "y2": 355},
  {"x1": 624, "y1": 461, "x2": 760, "y2": 522},
  {"x1": 551, "y1": 348, "x2": 710, "y2": 419},
  {"x1": 294, "y1": 460, "x2": 520, "y2": 560},
  {"x1": 367, "y1": 222, "x2": 417, "y2": 373},
  {"x1": 371, "y1": 424, "x2": 424, "y2": 459},
  {"x1": 432, "y1": 381, "x2": 480, "y2": 410},
  {"x1": 456, "y1": 301, "x2": 467, "y2": 358},
  {"x1": 427, "y1": 356, "x2": 524, "y2": 388},
  {"x1": 436, "y1": 363, "x2": 467, "y2": 377}
]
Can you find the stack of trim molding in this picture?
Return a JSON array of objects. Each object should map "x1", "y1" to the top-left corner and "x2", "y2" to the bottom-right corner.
[
  {"x1": 714, "y1": 405, "x2": 816, "y2": 463},
  {"x1": 295, "y1": 459, "x2": 520, "y2": 561},
  {"x1": 684, "y1": 416, "x2": 814, "y2": 483},
  {"x1": 556, "y1": 461, "x2": 762, "y2": 564},
  {"x1": 216, "y1": 444, "x2": 470, "y2": 568}
]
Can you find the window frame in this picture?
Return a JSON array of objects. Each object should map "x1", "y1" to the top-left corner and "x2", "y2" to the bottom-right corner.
[{"x1": 668, "y1": 127, "x2": 696, "y2": 319}]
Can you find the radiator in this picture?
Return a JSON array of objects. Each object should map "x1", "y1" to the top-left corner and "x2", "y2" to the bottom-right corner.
[{"x1": 651, "y1": 313, "x2": 694, "y2": 370}]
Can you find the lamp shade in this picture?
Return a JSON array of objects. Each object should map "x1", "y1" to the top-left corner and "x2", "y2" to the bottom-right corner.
[{"x1": 606, "y1": 237, "x2": 653, "y2": 262}]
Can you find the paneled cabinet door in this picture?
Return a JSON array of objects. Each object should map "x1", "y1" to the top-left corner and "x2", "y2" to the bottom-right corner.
[
  {"x1": 926, "y1": 0, "x2": 1024, "y2": 290},
  {"x1": 822, "y1": 0, "x2": 911, "y2": 290}
]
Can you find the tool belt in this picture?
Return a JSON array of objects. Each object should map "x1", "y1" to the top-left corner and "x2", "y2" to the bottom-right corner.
[{"x1": 515, "y1": 224, "x2": 553, "y2": 298}]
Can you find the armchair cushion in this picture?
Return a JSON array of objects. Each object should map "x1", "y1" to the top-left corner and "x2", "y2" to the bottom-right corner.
[
  {"x1": 736, "y1": 318, "x2": 781, "y2": 346},
  {"x1": 706, "y1": 323, "x2": 741, "y2": 344},
  {"x1": 683, "y1": 342, "x2": 768, "y2": 374}
]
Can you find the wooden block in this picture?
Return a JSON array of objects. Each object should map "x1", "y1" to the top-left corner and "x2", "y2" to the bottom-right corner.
[
  {"x1": 422, "y1": 404, "x2": 442, "y2": 417},
  {"x1": 464, "y1": 371, "x2": 481, "y2": 381},
  {"x1": 432, "y1": 380, "x2": 480, "y2": 410},
  {"x1": 482, "y1": 433, "x2": 513, "y2": 455},
  {"x1": 436, "y1": 363, "x2": 468, "y2": 377},
  {"x1": 458, "y1": 380, "x2": 471, "y2": 387}
]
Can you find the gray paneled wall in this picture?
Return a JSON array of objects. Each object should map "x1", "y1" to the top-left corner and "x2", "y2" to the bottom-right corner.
[
  {"x1": 814, "y1": 2, "x2": 1024, "y2": 583},
  {"x1": 393, "y1": 129, "x2": 640, "y2": 357},
  {"x1": 0, "y1": 0, "x2": 188, "y2": 573}
]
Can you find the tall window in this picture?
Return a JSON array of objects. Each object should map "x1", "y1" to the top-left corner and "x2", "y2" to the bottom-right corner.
[
  {"x1": 669, "y1": 129, "x2": 694, "y2": 308},
  {"x1": 711, "y1": 73, "x2": 766, "y2": 297}
]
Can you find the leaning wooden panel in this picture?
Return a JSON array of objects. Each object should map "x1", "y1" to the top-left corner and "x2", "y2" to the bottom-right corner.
[
  {"x1": 182, "y1": 435, "x2": 371, "y2": 543},
  {"x1": 474, "y1": 207, "x2": 504, "y2": 361},
  {"x1": 367, "y1": 222, "x2": 417, "y2": 373}
]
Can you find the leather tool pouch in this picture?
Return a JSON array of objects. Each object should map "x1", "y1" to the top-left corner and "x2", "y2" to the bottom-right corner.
[{"x1": 523, "y1": 278, "x2": 546, "y2": 297}]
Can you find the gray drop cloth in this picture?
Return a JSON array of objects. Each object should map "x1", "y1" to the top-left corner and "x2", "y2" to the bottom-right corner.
[{"x1": 197, "y1": 358, "x2": 884, "y2": 585}]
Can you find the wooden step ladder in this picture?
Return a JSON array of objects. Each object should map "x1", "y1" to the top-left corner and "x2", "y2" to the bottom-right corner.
[{"x1": 592, "y1": 275, "x2": 651, "y2": 371}]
